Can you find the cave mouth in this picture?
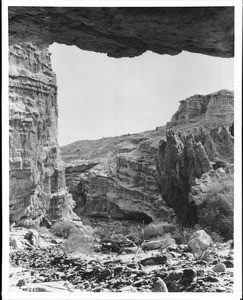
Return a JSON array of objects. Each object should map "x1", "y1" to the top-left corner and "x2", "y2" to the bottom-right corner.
[{"x1": 122, "y1": 211, "x2": 153, "y2": 224}]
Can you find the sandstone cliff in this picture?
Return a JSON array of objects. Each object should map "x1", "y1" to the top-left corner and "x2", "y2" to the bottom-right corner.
[
  {"x1": 9, "y1": 43, "x2": 76, "y2": 227},
  {"x1": 61, "y1": 130, "x2": 174, "y2": 224},
  {"x1": 166, "y1": 90, "x2": 234, "y2": 129}
]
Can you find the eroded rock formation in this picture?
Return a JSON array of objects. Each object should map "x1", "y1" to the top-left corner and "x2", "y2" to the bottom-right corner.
[
  {"x1": 8, "y1": 7, "x2": 234, "y2": 227},
  {"x1": 156, "y1": 126, "x2": 234, "y2": 226},
  {"x1": 62, "y1": 89, "x2": 234, "y2": 228},
  {"x1": 62, "y1": 131, "x2": 174, "y2": 223},
  {"x1": 9, "y1": 43, "x2": 76, "y2": 226},
  {"x1": 9, "y1": 7, "x2": 234, "y2": 58},
  {"x1": 166, "y1": 90, "x2": 234, "y2": 129}
]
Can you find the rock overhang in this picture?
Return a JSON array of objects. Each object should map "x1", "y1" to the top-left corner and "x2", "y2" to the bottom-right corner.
[{"x1": 9, "y1": 7, "x2": 234, "y2": 58}]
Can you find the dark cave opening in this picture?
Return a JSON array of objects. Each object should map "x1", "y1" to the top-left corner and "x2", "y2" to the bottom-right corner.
[{"x1": 123, "y1": 211, "x2": 153, "y2": 224}]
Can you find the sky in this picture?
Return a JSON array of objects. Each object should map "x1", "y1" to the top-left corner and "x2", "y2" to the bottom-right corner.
[{"x1": 49, "y1": 43, "x2": 234, "y2": 146}]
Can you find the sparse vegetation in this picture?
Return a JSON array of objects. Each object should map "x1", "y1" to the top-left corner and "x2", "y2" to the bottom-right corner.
[
  {"x1": 50, "y1": 221, "x2": 96, "y2": 254},
  {"x1": 193, "y1": 172, "x2": 234, "y2": 241},
  {"x1": 50, "y1": 221, "x2": 80, "y2": 239}
]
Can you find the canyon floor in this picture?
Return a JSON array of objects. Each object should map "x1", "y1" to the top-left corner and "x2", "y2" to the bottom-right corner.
[
  {"x1": 8, "y1": 85, "x2": 234, "y2": 293},
  {"x1": 9, "y1": 220, "x2": 234, "y2": 293}
]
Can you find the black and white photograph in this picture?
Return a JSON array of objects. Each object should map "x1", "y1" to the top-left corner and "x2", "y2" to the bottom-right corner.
[{"x1": 2, "y1": 1, "x2": 242, "y2": 299}]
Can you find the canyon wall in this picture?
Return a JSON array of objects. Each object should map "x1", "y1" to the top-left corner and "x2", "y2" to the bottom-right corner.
[
  {"x1": 9, "y1": 43, "x2": 76, "y2": 227},
  {"x1": 9, "y1": 46, "x2": 234, "y2": 229},
  {"x1": 166, "y1": 90, "x2": 234, "y2": 129},
  {"x1": 156, "y1": 126, "x2": 234, "y2": 226},
  {"x1": 62, "y1": 131, "x2": 174, "y2": 224},
  {"x1": 9, "y1": 7, "x2": 234, "y2": 58},
  {"x1": 61, "y1": 87, "x2": 234, "y2": 227},
  {"x1": 8, "y1": 7, "x2": 234, "y2": 227}
]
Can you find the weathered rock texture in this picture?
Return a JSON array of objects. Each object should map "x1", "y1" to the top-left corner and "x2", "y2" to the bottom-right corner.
[
  {"x1": 166, "y1": 90, "x2": 234, "y2": 129},
  {"x1": 9, "y1": 43, "x2": 76, "y2": 226},
  {"x1": 8, "y1": 7, "x2": 234, "y2": 227},
  {"x1": 156, "y1": 125, "x2": 234, "y2": 227},
  {"x1": 190, "y1": 165, "x2": 234, "y2": 240},
  {"x1": 62, "y1": 86, "x2": 234, "y2": 228},
  {"x1": 9, "y1": 7, "x2": 234, "y2": 58},
  {"x1": 62, "y1": 130, "x2": 174, "y2": 223}
]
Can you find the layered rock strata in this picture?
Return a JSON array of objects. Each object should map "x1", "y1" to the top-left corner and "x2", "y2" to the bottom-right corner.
[
  {"x1": 166, "y1": 90, "x2": 234, "y2": 129},
  {"x1": 156, "y1": 126, "x2": 234, "y2": 227},
  {"x1": 62, "y1": 90, "x2": 234, "y2": 228},
  {"x1": 9, "y1": 7, "x2": 234, "y2": 58},
  {"x1": 62, "y1": 131, "x2": 174, "y2": 223},
  {"x1": 9, "y1": 43, "x2": 76, "y2": 226}
]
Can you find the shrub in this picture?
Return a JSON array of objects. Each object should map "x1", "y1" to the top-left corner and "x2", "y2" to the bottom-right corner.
[
  {"x1": 50, "y1": 221, "x2": 80, "y2": 239},
  {"x1": 194, "y1": 172, "x2": 234, "y2": 241},
  {"x1": 50, "y1": 221, "x2": 96, "y2": 254},
  {"x1": 63, "y1": 232, "x2": 95, "y2": 255}
]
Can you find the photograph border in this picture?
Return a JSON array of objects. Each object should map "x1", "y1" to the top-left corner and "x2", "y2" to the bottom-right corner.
[{"x1": 2, "y1": 1, "x2": 242, "y2": 299}]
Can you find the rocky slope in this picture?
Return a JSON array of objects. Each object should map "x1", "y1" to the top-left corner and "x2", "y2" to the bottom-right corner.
[
  {"x1": 61, "y1": 129, "x2": 174, "y2": 224},
  {"x1": 9, "y1": 43, "x2": 76, "y2": 227},
  {"x1": 62, "y1": 91, "x2": 234, "y2": 232},
  {"x1": 9, "y1": 7, "x2": 234, "y2": 58}
]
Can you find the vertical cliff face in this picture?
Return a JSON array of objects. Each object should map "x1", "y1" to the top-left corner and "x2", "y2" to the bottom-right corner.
[
  {"x1": 156, "y1": 126, "x2": 234, "y2": 227},
  {"x1": 166, "y1": 90, "x2": 234, "y2": 129},
  {"x1": 9, "y1": 43, "x2": 76, "y2": 227}
]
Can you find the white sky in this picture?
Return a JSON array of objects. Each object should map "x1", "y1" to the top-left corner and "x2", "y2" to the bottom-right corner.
[{"x1": 49, "y1": 43, "x2": 234, "y2": 146}]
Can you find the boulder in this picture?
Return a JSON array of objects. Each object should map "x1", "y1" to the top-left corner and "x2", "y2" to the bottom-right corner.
[
  {"x1": 222, "y1": 260, "x2": 233, "y2": 268},
  {"x1": 16, "y1": 279, "x2": 26, "y2": 287},
  {"x1": 188, "y1": 230, "x2": 213, "y2": 254},
  {"x1": 152, "y1": 277, "x2": 168, "y2": 292},
  {"x1": 181, "y1": 268, "x2": 197, "y2": 285},
  {"x1": 140, "y1": 255, "x2": 167, "y2": 266},
  {"x1": 24, "y1": 229, "x2": 39, "y2": 246},
  {"x1": 212, "y1": 263, "x2": 227, "y2": 273}
]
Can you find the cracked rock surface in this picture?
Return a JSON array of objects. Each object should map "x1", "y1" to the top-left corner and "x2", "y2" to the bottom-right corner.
[{"x1": 9, "y1": 7, "x2": 234, "y2": 58}]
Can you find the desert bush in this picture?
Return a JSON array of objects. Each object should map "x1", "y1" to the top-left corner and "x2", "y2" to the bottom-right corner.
[
  {"x1": 125, "y1": 231, "x2": 144, "y2": 246},
  {"x1": 50, "y1": 221, "x2": 96, "y2": 255},
  {"x1": 63, "y1": 231, "x2": 95, "y2": 255},
  {"x1": 194, "y1": 172, "x2": 233, "y2": 241},
  {"x1": 208, "y1": 231, "x2": 224, "y2": 243},
  {"x1": 50, "y1": 221, "x2": 80, "y2": 239}
]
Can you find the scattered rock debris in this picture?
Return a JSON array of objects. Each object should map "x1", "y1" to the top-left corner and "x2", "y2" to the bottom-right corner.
[{"x1": 9, "y1": 226, "x2": 234, "y2": 293}]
